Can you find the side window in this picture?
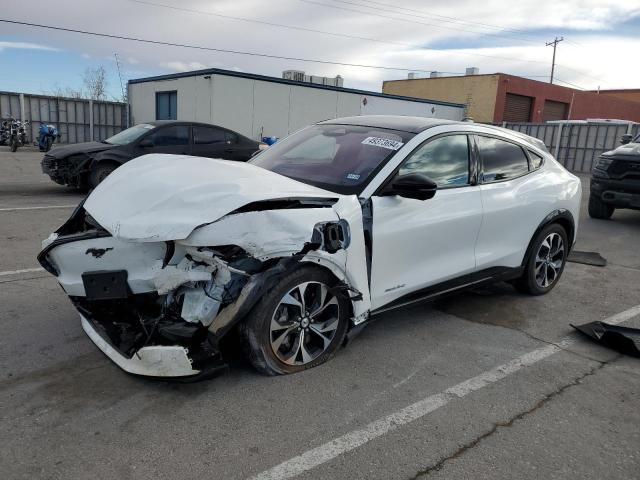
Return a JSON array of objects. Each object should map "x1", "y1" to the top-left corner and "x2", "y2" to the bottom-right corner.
[
  {"x1": 478, "y1": 136, "x2": 529, "y2": 182},
  {"x1": 147, "y1": 125, "x2": 190, "y2": 146},
  {"x1": 529, "y1": 151, "x2": 544, "y2": 169},
  {"x1": 193, "y1": 126, "x2": 225, "y2": 145},
  {"x1": 225, "y1": 131, "x2": 239, "y2": 144},
  {"x1": 155, "y1": 91, "x2": 177, "y2": 120},
  {"x1": 399, "y1": 134, "x2": 470, "y2": 187}
]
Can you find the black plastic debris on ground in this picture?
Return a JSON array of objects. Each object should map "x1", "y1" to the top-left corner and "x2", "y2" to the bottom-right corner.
[
  {"x1": 568, "y1": 251, "x2": 607, "y2": 267},
  {"x1": 572, "y1": 321, "x2": 640, "y2": 357}
]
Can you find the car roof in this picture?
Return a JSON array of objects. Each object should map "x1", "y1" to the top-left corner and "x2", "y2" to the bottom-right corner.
[
  {"x1": 319, "y1": 115, "x2": 458, "y2": 133},
  {"x1": 147, "y1": 120, "x2": 226, "y2": 128},
  {"x1": 319, "y1": 115, "x2": 548, "y2": 152}
]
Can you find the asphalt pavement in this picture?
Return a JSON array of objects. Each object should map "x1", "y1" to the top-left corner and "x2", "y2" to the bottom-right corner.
[{"x1": 1, "y1": 147, "x2": 638, "y2": 480}]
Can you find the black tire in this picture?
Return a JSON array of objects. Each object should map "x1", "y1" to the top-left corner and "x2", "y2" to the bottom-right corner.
[
  {"x1": 44, "y1": 136, "x2": 53, "y2": 152},
  {"x1": 9, "y1": 137, "x2": 17, "y2": 152},
  {"x1": 514, "y1": 223, "x2": 568, "y2": 296},
  {"x1": 588, "y1": 194, "x2": 614, "y2": 219},
  {"x1": 89, "y1": 162, "x2": 118, "y2": 188},
  {"x1": 239, "y1": 266, "x2": 349, "y2": 375}
]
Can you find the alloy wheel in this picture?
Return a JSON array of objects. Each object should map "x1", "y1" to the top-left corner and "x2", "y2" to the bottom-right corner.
[
  {"x1": 269, "y1": 281, "x2": 340, "y2": 366},
  {"x1": 534, "y1": 232, "x2": 565, "y2": 288}
]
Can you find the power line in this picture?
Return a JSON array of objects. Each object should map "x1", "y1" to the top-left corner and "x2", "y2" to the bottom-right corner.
[
  {"x1": 129, "y1": 0, "x2": 552, "y2": 67},
  {"x1": 554, "y1": 77, "x2": 585, "y2": 90},
  {"x1": 344, "y1": 0, "x2": 534, "y2": 36},
  {"x1": 299, "y1": 0, "x2": 603, "y2": 85},
  {"x1": 130, "y1": 0, "x2": 605, "y2": 84},
  {"x1": 300, "y1": 0, "x2": 540, "y2": 45},
  {"x1": 128, "y1": 0, "x2": 413, "y2": 50},
  {"x1": 0, "y1": 18, "x2": 464, "y2": 74}
]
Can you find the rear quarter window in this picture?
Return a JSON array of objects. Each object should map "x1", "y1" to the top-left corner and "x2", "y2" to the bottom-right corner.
[{"x1": 478, "y1": 136, "x2": 529, "y2": 182}]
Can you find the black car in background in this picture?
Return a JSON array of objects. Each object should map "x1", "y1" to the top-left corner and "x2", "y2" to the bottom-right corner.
[
  {"x1": 41, "y1": 121, "x2": 266, "y2": 188},
  {"x1": 589, "y1": 132, "x2": 640, "y2": 219}
]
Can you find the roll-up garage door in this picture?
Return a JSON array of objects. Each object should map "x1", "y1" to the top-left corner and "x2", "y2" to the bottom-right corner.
[
  {"x1": 542, "y1": 100, "x2": 568, "y2": 121},
  {"x1": 503, "y1": 94, "x2": 533, "y2": 122}
]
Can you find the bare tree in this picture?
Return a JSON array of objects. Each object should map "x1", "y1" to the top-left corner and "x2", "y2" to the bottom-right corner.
[
  {"x1": 48, "y1": 83, "x2": 84, "y2": 99},
  {"x1": 83, "y1": 66, "x2": 108, "y2": 100}
]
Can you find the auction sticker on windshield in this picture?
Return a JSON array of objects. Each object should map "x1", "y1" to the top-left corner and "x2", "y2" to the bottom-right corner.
[{"x1": 361, "y1": 137, "x2": 404, "y2": 150}]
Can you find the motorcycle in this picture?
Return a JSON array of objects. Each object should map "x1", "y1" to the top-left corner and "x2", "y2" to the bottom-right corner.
[
  {"x1": 38, "y1": 124, "x2": 60, "y2": 152},
  {"x1": 1, "y1": 118, "x2": 29, "y2": 152}
]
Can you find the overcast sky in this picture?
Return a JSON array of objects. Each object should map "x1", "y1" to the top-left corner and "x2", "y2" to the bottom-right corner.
[{"x1": 2, "y1": 0, "x2": 640, "y2": 100}]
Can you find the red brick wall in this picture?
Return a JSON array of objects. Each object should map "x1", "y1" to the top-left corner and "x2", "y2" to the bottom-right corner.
[{"x1": 493, "y1": 74, "x2": 640, "y2": 123}]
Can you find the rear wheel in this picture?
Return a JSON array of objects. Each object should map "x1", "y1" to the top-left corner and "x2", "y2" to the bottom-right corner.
[
  {"x1": 89, "y1": 162, "x2": 118, "y2": 188},
  {"x1": 588, "y1": 194, "x2": 614, "y2": 219},
  {"x1": 514, "y1": 224, "x2": 568, "y2": 295},
  {"x1": 240, "y1": 266, "x2": 349, "y2": 375}
]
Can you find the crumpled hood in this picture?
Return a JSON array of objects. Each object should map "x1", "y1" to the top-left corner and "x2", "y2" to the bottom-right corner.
[
  {"x1": 83, "y1": 154, "x2": 339, "y2": 241},
  {"x1": 48, "y1": 141, "x2": 114, "y2": 159}
]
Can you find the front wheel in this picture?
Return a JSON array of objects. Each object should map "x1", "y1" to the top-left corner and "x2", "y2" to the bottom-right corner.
[
  {"x1": 44, "y1": 136, "x2": 53, "y2": 152},
  {"x1": 9, "y1": 136, "x2": 18, "y2": 152},
  {"x1": 588, "y1": 194, "x2": 614, "y2": 219},
  {"x1": 89, "y1": 162, "x2": 117, "y2": 188},
  {"x1": 240, "y1": 266, "x2": 349, "y2": 375},
  {"x1": 514, "y1": 224, "x2": 568, "y2": 295}
]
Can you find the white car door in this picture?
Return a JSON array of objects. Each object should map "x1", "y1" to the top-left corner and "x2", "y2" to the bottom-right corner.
[
  {"x1": 473, "y1": 134, "x2": 543, "y2": 269},
  {"x1": 369, "y1": 133, "x2": 483, "y2": 310}
]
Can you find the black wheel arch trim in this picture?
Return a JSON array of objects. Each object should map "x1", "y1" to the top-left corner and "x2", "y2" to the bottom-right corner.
[{"x1": 521, "y1": 209, "x2": 575, "y2": 268}]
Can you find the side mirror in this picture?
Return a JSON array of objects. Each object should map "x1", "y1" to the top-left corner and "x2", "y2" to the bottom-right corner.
[
  {"x1": 620, "y1": 134, "x2": 633, "y2": 145},
  {"x1": 381, "y1": 173, "x2": 437, "y2": 200},
  {"x1": 139, "y1": 138, "x2": 153, "y2": 148}
]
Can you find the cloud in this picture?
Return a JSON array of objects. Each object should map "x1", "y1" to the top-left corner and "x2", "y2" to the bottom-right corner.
[
  {"x1": 2, "y1": 0, "x2": 639, "y2": 96},
  {"x1": 0, "y1": 41, "x2": 59, "y2": 52},
  {"x1": 159, "y1": 61, "x2": 208, "y2": 72}
]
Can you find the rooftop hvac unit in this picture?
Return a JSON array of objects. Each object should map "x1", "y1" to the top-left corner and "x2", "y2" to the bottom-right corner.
[
  {"x1": 466, "y1": 67, "x2": 480, "y2": 75},
  {"x1": 282, "y1": 70, "x2": 306, "y2": 82}
]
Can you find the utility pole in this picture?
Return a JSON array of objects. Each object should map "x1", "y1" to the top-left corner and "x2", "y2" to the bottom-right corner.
[{"x1": 545, "y1": 36, "x2": 563, "y2": 84}]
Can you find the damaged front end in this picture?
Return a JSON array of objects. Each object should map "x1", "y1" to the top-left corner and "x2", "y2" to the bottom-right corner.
[
  {"x1": 38, "y1": 192, "x2": 370, "y2": 379},
  {"x1": 41, "y1": 152, "x2": 94, "y2": 187}
]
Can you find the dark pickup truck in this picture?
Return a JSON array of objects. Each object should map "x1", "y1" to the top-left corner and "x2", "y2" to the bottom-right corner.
[{"x1": 589, "y1": 132, "x2": 640, "y2": 219}]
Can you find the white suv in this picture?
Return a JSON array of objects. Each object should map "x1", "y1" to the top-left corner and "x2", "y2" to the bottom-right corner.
[{"x1": 38, "y1": 116, "x2": 581, "y2": 379}]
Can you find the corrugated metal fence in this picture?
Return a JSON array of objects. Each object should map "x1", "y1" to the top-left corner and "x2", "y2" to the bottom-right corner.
[
  {"x1": 0, "y1": 91, "x2": 127, "y2": 144},
  {"x1": 502, "y1": 121, "x2": 640, "y2": 173}
]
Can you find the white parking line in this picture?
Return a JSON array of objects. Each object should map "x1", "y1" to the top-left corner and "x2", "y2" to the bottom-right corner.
[
  {"x1": 0, "y1": 267, "x2": 45, "y2": 276},
  {"x1": 0, "y1": 205, "x2": 77, "y2": 212},
  {"x1": 249, "y1": 304, "x2": 640, "y2": 480}
]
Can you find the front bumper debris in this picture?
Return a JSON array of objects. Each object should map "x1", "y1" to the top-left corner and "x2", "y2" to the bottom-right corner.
[
  {"x1": 572, "y1": 321, "x2": 640, "y2": 358},
  {"x1": 81, "y1": 314, "x2": 227, "y2": 379},
  {"x1": 81, "y1": 314, "x2": 198, "y2": 377}
]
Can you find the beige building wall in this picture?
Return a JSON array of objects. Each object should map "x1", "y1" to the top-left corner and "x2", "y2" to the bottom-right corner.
[{"x1": 382, "y1": 75, "x2": 500, "y2": 123}]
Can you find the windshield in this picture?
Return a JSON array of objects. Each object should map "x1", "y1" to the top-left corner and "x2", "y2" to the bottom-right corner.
[
  {"x1": 250, "y1": 124, "x2": 414, "y2": 194},
  {"x1": 104, "y1": 124, "x2": 156, "y2": 145}
]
